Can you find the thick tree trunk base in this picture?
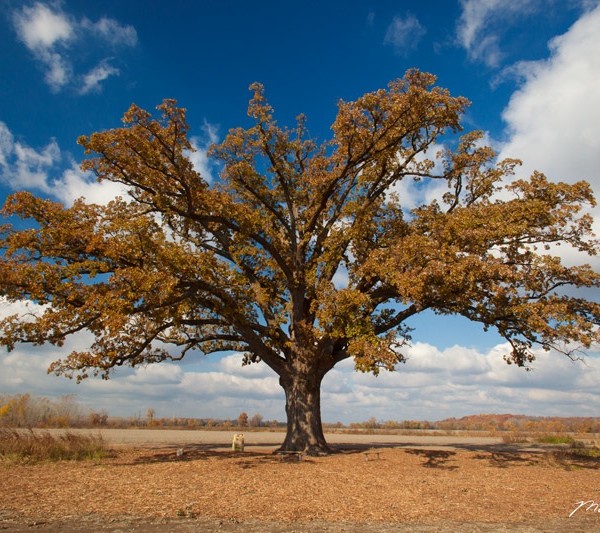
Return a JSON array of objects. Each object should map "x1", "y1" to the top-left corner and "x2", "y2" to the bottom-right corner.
[
  {"x1": 275, "y1": 445, "x2": 332, "y2": 457},
  {"x1": 276, "y1": 434, "x2": 332, "y2": 456},
  {"x1": 278, "y1": 372, "x2": 331, "y2": 455}
]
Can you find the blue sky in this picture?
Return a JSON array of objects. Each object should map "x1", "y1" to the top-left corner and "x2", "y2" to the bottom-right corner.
[{"x1": 1, "y1": 0, "x2": 600, "y2": 423}]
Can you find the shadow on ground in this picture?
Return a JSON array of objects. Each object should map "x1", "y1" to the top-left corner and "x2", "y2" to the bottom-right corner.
[
  {"x1": 115, "y1": 439, "x2": 598, "y2": 472},
  {"x1": 119, "y1": 443, "x2": 318, "y2": 468}
]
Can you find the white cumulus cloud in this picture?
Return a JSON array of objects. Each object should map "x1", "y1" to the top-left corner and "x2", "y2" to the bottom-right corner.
[
  {"x1": 51, "y1": 162, "x2": 128, "y2": 205},
  {"x1": 498, "y1": 5, "x2": 600, "y2": 185},
  {"x1": 13, "y1": 2, "x2": 73, "y2": 50},
  {"x1": 186, "y1": 121, "x2": 220, "y2": 183},
  {"x1": 0, "y1": 121, "x2": 126, "y2": 205},
  {"x1": 496, "y1": 4, "x2": 600, "y2": 267},
  {"x1": 322, "y1": 341, "x2": 600, "y2": 421},
  {"x1": 1, "y1": 298, "x2": 598, "y2": 422},
  {"x1": 389, "y1": 141, "x2": 448, "y2": 214},
  {"x1": 0, "y1": 122, "x2": 61, "y2": 192}
]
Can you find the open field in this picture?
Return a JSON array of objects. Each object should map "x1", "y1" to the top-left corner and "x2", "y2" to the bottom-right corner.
[
  {"x1": 1, "y1": 429, "x2": 599, "y2": 532},
  {"x1": 25, "y1": 427, "x2": 511, "y2": 448}
]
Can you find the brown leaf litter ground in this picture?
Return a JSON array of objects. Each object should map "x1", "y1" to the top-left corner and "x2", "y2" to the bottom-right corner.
[{"x1": 1, "y1": 432, "x2": 599, "y2": 532}]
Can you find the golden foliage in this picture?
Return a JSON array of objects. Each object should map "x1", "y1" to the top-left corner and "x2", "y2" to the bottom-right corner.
[{"x1": 1, "y1": 69, "x2": 599, "y2": 384}]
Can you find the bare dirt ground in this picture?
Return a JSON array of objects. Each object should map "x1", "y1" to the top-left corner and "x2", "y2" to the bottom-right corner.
[{"x1": 1, "y1": 429, "x2": 599, "y2": 532}]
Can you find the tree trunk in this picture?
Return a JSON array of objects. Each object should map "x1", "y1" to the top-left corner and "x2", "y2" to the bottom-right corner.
[{"x1": 277, "y1": 370, "x2": 331, "y2": 455}]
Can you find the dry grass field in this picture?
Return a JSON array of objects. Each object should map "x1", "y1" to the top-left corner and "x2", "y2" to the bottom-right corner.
[{"x1": 1, "y1": 429, "x2": 599, "y2": 532}]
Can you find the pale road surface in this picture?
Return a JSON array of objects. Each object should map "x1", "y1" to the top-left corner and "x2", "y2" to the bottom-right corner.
[{"x1": 43, "y1": 428, "x2": 513, "y2": 450}]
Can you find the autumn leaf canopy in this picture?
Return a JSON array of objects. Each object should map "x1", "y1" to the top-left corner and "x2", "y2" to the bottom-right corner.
[{"x1": 1, "y1": 69, "x2": 599, "y2": 382}]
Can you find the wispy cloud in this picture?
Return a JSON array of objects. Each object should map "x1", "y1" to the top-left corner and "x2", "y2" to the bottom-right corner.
[
  {"x1": 456, "y1": 0, "x2": 545, "y2": 67},
  {"x1": 80, "y1": 16, "x2": 138, "y2": 47},
  {"x1": 12, "y1": 2, "x2": 137, "y2": 94},
  {"x1": 384, "y1": 14, "x2": 426, "y2": 55},
  {"x1": 79, "y1": 61, "x2": 120, "y2": 95}
]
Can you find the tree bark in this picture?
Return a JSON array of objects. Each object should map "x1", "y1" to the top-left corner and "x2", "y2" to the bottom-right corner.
[{"x1": 277, "y1": 370, "x2": 331, "y2": 455}]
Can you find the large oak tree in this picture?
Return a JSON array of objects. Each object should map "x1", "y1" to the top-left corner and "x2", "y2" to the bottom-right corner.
[{"x1": 1, "y1": 70, "x2": 599, "y2": 454}]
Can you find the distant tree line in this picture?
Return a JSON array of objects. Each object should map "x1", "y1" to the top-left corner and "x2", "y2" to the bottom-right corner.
[
  {"x1": 0, "y1": 394, "x2": 280, "y2": 429},
  {"x1": 1, "y1": 394, "x2": 598, "y2": 433},
  {"x1": 346, "y1": 414, "x2": 600, "y2": 434},
  {"x1": 0, "y1": 393, "x2": 84, "y2": 428},
  {"x1": 433, "y1": 413, "x2": 600, "y2": 434}
]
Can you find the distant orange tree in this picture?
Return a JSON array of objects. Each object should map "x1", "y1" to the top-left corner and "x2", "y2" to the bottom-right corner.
[
  {"x1": 2, "y1": 70, "x2": 599, "y2": 454},
  {"x1": 237, "y1": 412, "x2": 249, "y2": 428}
]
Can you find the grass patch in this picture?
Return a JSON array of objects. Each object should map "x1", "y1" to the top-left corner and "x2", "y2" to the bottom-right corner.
[
  {"x1": 0, "y1": 428, "x2": 110, "y2": 463},
  {"x1": 535, "y1": 434, "x2": 575, "y2": 445},
  {"x1": 565, "y1": 447, "x2": 600, "y2": 458},
  {"x1": 565, "y1": 441, "x2": 600, "y2": 458},
  {"x1": 546, "y1": 440, "x2": 600, "y2": 469}
]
